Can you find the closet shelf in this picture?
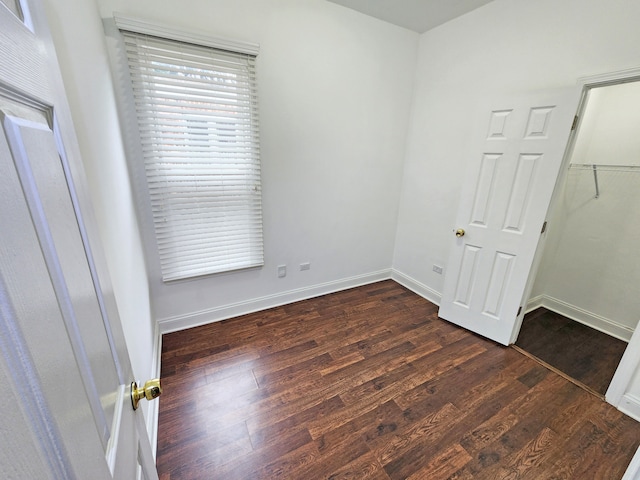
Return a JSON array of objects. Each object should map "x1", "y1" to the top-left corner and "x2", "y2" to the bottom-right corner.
[{"x1": 569, "y1": 163, "x2": 640, "y2": 173}]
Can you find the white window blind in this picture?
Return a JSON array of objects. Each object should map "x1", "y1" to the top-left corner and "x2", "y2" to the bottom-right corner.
[{"x1": 122, "y1": 30, "x2": 263, "y2": 281}]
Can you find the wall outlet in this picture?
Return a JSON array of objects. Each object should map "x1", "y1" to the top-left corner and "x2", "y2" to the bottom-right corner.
[
  {"x1": 299, "y1": 262, "x2": 311, "y2": 271},
  {"x1": 277, "y1": 265, "x2": 287, "y2": 278},
  {"x1": 432, "y1": 264, "x2": 443, "y2": 274}
]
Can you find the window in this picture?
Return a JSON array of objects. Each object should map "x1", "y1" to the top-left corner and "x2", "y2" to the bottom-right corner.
[{"x1": 121, "y1": 30, "x2": 263, "y2": 281}]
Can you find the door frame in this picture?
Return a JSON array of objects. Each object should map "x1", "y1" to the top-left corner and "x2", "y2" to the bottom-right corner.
[{"x1": 516, "y1": 66, "x2": 640, "y2": 414}]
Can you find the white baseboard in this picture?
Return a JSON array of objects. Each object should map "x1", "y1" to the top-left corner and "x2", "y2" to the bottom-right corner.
[
  {"x1": 157, "y1": 269, "x2": 393, "y2": 334},
  {"x1": 619, "y1": 394, "x2": 640, "y2": 423},
  {"x1": 528, "y1": 295, "x2": 633, "y2": 342},
  {"x1": 391, "y1": 269, "x2": 442, "y2": 306},
  {"x1": 525, "y1": 294, "x2": 544, "y2": 313}
]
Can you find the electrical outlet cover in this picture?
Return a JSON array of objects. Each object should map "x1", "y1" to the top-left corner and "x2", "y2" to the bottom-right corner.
[{"x1": 277, "y1": 265, "x2": 286, "y2": 278}]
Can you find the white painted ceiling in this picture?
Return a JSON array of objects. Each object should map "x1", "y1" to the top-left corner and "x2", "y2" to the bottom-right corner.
[{"x1": 326, "y1": 0, "x2": 495, "y2": 33}]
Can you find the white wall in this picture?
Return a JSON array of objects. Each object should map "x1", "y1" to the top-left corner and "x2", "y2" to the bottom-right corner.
[
  {"x1": 394, "y1": 0, "x2": 640, "y2": 296},
  {"x1": 532, "y1": 82, "x2": 640, "y2": 338},
  {"x1": 41, "y1": 0, "x2": 155, "y2": 421},
  {"x1": 572, "y1": 83, "x2": 640, "y2": 168},
  {"x1": 97, "y1": 0, "x2": 419, "y2": 328},
  {"x1": 392, "y1": 0, "x2": 640, "y2": 415}
]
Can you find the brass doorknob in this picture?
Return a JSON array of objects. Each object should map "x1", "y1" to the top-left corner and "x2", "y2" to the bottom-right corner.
[
  {"x1": 455, "y1": 228, "x2": 465, "y2": 238},
  {"x1": 131, "y1": 379, "x2": 162, "y2": 410}
]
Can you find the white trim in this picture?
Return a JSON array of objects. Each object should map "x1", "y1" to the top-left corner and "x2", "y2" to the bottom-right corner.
[
  {"x1": 17, "y1": 0, "x2": 34, "y2": 32},
  {"x1": 113, "y1": 13, "x2": 259, "y2": 55},
  {"x1": 158, "y1": 270, "x2": 392, "y2": 333},
  {"x1": 608, "y1": 325, "x2": 640, "y2": 405},
  {"x1": 391, "y1": 269, "x2": 442, "y2": 306},
  {"x1": 525, "y1": 294, "x2": 544, "y2": 313},
  {"x1": 146, "y1": 321, "x2": 162, "y2": 460},
  {"x1": 135, "y1": 408, "x2": 159, "y2": 480},
  {"x1": 529, "y1": 295, "x2": 633, "y2": 342},
  {"x1": 104, "y1": 384, "x2": 126, "y2": 476},
  {"x1": 576, "y1": 67, "x2": 640, "y2": 415},
  {"x1": 578, "y1": 66, "x2": 640, "y2": 88},
  {"x1": 618, "y1": 394, "x2": 640, "y2": 423},
  {"x1": 622, "y1": 445, "x2": 640, "y2": 480}
]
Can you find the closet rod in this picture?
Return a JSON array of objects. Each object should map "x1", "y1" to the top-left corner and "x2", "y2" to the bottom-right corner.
[{"x1": 569, "y1": 163, "x2": 640, "y2": 173}]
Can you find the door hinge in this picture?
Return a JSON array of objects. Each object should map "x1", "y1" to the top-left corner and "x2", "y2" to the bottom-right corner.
[
  {"x1": 541, "y1": 221, "x2": 547, "y2": 234},
  {"x1": 571, "y1": 115, "x2": 579, "y2": 131},
  {"x1": 517, "y1": 306, "x2": 523, "y2": 316}
]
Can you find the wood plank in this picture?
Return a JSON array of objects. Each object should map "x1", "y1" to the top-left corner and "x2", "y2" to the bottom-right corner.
[
  {"x1": 324, "y1": 451, "x2": 390, "y2": 480},
  {"x1": 406, "y1": 443, "x2": 472, "y2": 480},
  {"x1": 157, "y1": 280, "x2": 640, "y2": 479},
  {"x1": 493, "y1": 426, "x2": 558, "y2": 478}
]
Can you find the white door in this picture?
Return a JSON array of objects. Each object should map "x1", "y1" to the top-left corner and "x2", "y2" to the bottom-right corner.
[
  {"x1": 439, "y1": 90, "x2": 580, "y2": 346},
  {"x1": 0, "y1": 1, "x2": 158, "y2": 479}
]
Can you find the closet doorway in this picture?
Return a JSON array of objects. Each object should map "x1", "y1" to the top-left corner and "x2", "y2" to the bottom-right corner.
[{"x1": 516, "y1": 79, "x2": 640, "y2": 397}]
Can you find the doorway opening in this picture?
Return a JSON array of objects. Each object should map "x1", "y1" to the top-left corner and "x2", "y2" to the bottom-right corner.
[{"x1": 517, "y1": 79, "x2": 640, "y2": 397}]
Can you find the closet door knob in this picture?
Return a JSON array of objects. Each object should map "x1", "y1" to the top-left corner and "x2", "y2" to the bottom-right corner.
[{"x1": 455, "y1": 228, "x2": 465, "y2": 238}]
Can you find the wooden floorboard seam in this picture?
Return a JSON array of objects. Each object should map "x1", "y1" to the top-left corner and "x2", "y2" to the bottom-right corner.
[{"x1": 511, "y1": 344, "x2": 605, "y2": 400}]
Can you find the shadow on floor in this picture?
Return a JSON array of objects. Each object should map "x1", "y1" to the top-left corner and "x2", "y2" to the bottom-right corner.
[{"x1": 515, "y1": 308, "x2": 628, "y2": 396}]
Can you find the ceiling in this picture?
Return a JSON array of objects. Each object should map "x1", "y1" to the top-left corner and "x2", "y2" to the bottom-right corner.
[{"x1": 326, "y1": 0, "x2": 495, "y2": 34}]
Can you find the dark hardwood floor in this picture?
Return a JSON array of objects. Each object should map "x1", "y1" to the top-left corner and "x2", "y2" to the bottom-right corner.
[
  {"x1": 158, "y1": 281, "x2": 640, "y2": 479},
  {"x1": 515, "y1": 307, "x2": 629, "y2": 396}
]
